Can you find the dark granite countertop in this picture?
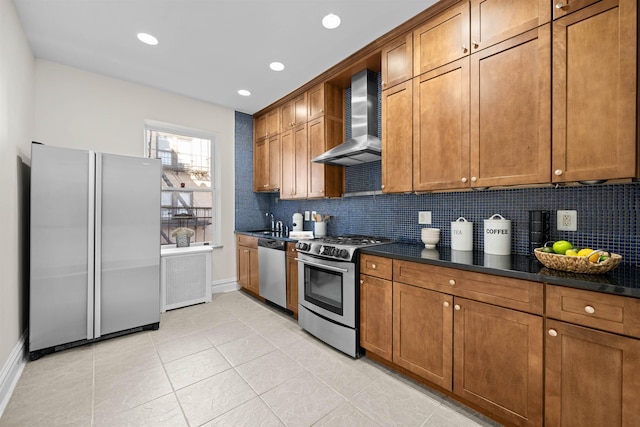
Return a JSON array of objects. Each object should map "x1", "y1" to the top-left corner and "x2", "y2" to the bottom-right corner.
[
  {"x1": 235, "y1": 229, "x2": 298, "y2": 242},
  {"x1": 361, "y1": 242, "x2": 640, "y2": 299}
]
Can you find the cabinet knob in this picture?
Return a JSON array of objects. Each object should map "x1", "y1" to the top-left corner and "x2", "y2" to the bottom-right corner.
[
  {"x1": 371, "y1": 263, "x2": 377, "y2": 269},
  {"x1": 548, "y1": 329, "x2": 558, "y2": 337},
  {"x1": 462, "y1": 45, "x2": 468, "y2": 52},
  {"x1": 472, "y1": 40, "x2": 479, "y2": 48},
  {"x1": 449, "y1": 279, "x2": 456, "y2": 286},
  {"x1": 382, "y1": 81, "x2": 386, "y2": 88},
  {"x1": 360, "y1": 279, "x2": 364, "y2": 285},
  {"x1": 555, "y1": 169, "x2": 563, "y2": 176},
  {"x1": 461, "y1": 177, "x2": 467, "y2": 183},
  {"x1": 584, "y1": 305, "x2": 596, "y2": 314},
  {"x1": 471, "y1": 176, "x2": 477, "y2": 182},
  {"x1": 381, "y1": 184, "x2": 385, "y2": 189},
  {"x1": 555, "y1": 2, "x2": 565, "y2": 9},
  {"x1": 454, "y1": 304, "x2": 461, "y2": 311},
  {"x1": 243, "y1": 249, "x2": 249, "y2": 253},
  {"x1": 443, "y1": 301, "x2": 450, "y2": 308}
]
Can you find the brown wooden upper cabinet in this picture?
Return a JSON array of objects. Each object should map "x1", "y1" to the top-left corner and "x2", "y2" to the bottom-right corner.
[
  {"x1": 551, "y1": 0, "x2": 637, "y2": 182},
  {"x1": 469, "y1": 0, "x2": 550, "y2": 52},
  {"x1": 552, "y1": 0, "x2": 604, "y2": 19},
  {"x1": 280, "y1": 124, "x2": 308, "y2": 200},
  {"x1": 469, "y1": 25, "x2": 551, "y2": 188},
  {"x1": 307, "y1": 82, "x2": 343, "y2": 122},
  {"x1": 253, "y1": 133, "x2": 281, "y2": 192},
  {"x1": 413, "y1": 1, "x2": 470, "y2": 76},
  {"x1": 381, "y1": 33, "x2": 413, "y2": 90},
  {"x1": 254, "y1": 114, "x2": 267, "y2": 142},
  {"x1": 381, "y1": 81, "x2": 413, "y2": 193},
  {"x1": 280, "y1": 93, "x2": 308, "y2": 130},
  {"x1": 307, "y1": 116, "x2": 344, "y2": 198}
]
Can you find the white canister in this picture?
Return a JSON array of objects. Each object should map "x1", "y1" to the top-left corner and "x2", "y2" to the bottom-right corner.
[
  {"x1": 314, "y1": 221, "x2": 326, "y2": 237},
  {"x1": 451, "y1": 217, "x2": 473, "y2": 251},
  {"x1": 483, "y1": 214, "x2": 511, "y2": 255},
  {"x1": 292, "y1": 213, "x2": 303, "y2": 231}
]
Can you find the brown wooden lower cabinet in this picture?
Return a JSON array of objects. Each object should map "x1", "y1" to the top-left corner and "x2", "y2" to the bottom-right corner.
[
  {"x1": 453, "y1": 297, "x2": 543, "y2": 427},
  {"x1": 360, "y1": 274, "x2": 393, "y2": 361},
  {"x1": 236, "y1": 235, "x2": 259, "y2": 295},
  {"x1": 285, "y1": 242, "x2": 298, "y2": 315},
  {"x1": 545, "y1": 319, "x2": 640, "y2": 427},
  {"x1": 393, "y1": 282, "x2": 453, "y2": 390}
]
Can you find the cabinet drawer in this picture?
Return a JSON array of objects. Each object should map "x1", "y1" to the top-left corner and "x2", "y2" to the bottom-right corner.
[
  {"x1": 546, "y1": 285, "x2": 640, "y2": 339},
  {"x1": 360, "y1": 254, "x2": 393, "y2": 280},
  {"x1": 394, "y1": 260, "x2": 543, "y2": 314},
  {"x1": 236, "y1": 234, "x2": 258, "y2": 248}
]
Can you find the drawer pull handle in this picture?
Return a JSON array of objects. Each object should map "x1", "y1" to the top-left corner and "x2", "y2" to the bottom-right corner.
[
  {"x1": 549, "y1": 329, "x2": 558, "y2": 337},
  {"x1": 454, "y1": 304, "x2": 461, "y2": 311},
  {"x1": 449, "y1": 279, "x2": 456, "y2": 286},
  {"x1": 443, "y1": 301, "x2": 450, "y2": 308},
  {"x1": 584, "y1": 305, "x2": 595, "y2": 314},
  {"x1": 371, "y1": 263, "x2": 377, "y2": 269}
]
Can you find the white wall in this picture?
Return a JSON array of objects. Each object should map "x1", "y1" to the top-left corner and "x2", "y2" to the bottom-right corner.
[
  {"x1": 32, "y1": 60, "x2": 237, "y2": 286},
  {"x1": 0, "y1": 0, "x2": 34, "y2": 395}
]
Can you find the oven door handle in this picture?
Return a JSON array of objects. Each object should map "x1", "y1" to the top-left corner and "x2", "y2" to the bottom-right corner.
[{"x1": 295, "y1": 258, "x2": 349, "y2": 273}]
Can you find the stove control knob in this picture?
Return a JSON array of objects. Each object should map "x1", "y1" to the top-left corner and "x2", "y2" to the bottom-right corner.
[
  {"x1": 321, "y1": 246, "x2": 335, "y2": 256},
  {"x1": 337, "y1": 249, "x2": 350, "y2": 259},
  {"x1": 295, "y1": 242, "x2": 309, "y2": 251}
]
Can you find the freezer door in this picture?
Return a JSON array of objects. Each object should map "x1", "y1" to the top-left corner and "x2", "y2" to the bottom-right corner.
[
  {"x1": 30, "y1": 144, "x2": 91, "y2": 351},
  {"x1": 96, "y1": 153, "x2": 161, "y2": 336}
]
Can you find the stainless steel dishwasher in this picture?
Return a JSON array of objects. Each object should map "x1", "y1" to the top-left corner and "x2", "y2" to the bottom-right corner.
[{"x1": 257, "y1": 238, "x2": 287, "y2": 309}]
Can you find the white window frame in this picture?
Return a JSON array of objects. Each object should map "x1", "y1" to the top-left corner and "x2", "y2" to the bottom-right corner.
[{"x1": 143, "y1": 120, "x2": 222, "y2": 247}]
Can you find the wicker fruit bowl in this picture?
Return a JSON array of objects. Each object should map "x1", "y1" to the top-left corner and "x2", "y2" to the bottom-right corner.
[{"x1": 534, "y1": 248, "x2": 622, "y2": 274}]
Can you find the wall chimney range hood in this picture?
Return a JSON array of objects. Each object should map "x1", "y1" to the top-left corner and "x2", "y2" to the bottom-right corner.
[{"x1": 311, "y1": 69, "x2": 381, "y2": 166}]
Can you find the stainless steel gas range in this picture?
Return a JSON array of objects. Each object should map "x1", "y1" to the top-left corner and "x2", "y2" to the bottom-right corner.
[{"x1": 295, "y1": 235, "x2": 393, "y2": 357}]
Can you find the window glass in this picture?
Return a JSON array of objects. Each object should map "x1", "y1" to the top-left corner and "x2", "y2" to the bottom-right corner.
[{"x1": 145, "y1": 125, "x2": 216, "y2": 246}]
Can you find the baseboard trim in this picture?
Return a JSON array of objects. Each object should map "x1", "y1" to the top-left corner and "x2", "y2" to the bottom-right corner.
[
  {"x1": 211, "y1": 277, "x2": 240, "y2": 294},
  {"x1": 0, "y1": 330, "x2": 27, "y2": 418}
]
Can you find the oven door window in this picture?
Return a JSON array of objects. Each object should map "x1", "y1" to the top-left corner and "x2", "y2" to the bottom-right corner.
[{"x1": 304, "y1": 264, "x2": 343, "y2": 315}]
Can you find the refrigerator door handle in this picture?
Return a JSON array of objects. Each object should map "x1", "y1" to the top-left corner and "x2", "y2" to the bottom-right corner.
[
  {"x1": 94, "y1": 152, "x2": 102, "y2": 339},
  {"x1": 87, "y1": 151, "x2": 96, "y2": 340}
]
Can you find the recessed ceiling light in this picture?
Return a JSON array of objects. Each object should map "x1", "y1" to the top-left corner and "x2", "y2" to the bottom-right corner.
[
  {"x1": 137, "y1": 32, "x2": 158, "y2": 45},
  {"x1": 237, "y1": 89, "x2": 251, "y2": 97},
  {"x1": 270, "y1": 62, "x2": 285, "y2": 71},
  {"x1": 322, "y1": 13, "x2": 341, "y2": 29}
]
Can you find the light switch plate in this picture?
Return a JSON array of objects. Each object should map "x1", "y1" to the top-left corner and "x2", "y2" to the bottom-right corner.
[
  {"x1": 419, "y1": 211, "x2": 432, "y2": 225},
  {"x1": 304, "y1": 211, "x2": 310, "y2": 221},
  {"x1": 557, "y1": 210, "x2": 577, "y2": 231}
]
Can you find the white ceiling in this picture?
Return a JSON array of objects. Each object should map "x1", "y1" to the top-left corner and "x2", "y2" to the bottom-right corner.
[{"x1": 13, "y1": 0, "x2": 436, "y2": 115}]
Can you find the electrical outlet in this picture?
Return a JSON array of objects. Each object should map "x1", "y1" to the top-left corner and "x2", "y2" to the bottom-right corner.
[
  {"x1": 304, "y1": 211, "x2": 310, "y2": 221},
  {"x1": 418, "y1": 211, "x2": 432, "y2": 225},
  {"x1": 557, "y1": 210, "x2": 577, "y2": 231}
]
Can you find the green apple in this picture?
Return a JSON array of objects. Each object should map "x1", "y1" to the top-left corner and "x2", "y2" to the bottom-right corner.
[{"x1": 552, "y1": 240, "x2": 573, "y2": 255}]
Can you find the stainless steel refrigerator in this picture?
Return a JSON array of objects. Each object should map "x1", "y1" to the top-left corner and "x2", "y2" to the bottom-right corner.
[{"x1": 29, "y1": 143, "x2": 161, "y2": 359}]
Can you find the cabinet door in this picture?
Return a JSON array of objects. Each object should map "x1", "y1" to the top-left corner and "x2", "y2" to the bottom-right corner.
[
  {"x1": 545, "y1": 319, "x2": 640, "y2": 427},
  {"x1": 267, "y1": 134, "x2": 281, "y2": 191},
  {"x1": 280, "y1": 129, "x2": 295, "y2": 199},
  {"x1": 237, "y1": 246, "x2": 250, "y2": 289},
  {"x1": 470, "y1": 25, "x2": 551, "y2": 187},
  {"x1": 453, "y1": 298, "x2": 543, "y2": 427},
  {"x1": 382, "y1": 33, "x2": 413, "y2": 90},
  {"x1": 381, "y1": 81, "x2": 413, "y2": 193},
  {"x1": 307, "y1": 84, "x2": 325, "y2": 121},
  {"x1": 413, "y1": 58, "x2": 470, "y2": 191},
  {"x1": 248, "y1": 247, "x2": 259, "y2": 294},
  {"x1": 266, "y1": 109, "x2": 280, "y2": 137},
  {"x1": 470, "y1": 0, "x2": 550, "y2": 52},
  {"x1": 393, "y1": 283, "x2": 453, "y2": 390},
  {"x1": 286, "y1": 249, "x2": 298, "y2": 315},
  {"x1": 552, "y1": 0, "x2": 637, "y2": 182},
  {"x1": 413, "y1": 1, "x2": 470, "y2": 76},
  {"x1": 360, "y1": 275, "x2": 393, "y2": 361},
  {"x1": 281, "y1": 93, "x2": 308, "y2": 130},
  {"x1": 253, "y1": 139, "x2": 268, "y2": 191},
  {"x1": 254, "y1": 114, "x2": 267, "y2": 142}
]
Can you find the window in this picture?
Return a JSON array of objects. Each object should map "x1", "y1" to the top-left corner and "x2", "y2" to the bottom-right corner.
[{"x1": 145, "y1": 122, "x2": 218, "y2": 246}]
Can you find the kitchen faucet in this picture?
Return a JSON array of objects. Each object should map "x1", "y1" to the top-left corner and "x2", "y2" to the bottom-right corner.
[
  {"x1": 266, "y1": 212, "x2": 275, "y2": 231},
  {"x1": 276, "y1": 220, "x2": 284, "y2": 234}
]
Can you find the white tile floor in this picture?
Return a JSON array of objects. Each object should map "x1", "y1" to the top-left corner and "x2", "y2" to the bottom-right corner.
[{"x1": 0, "y1": 290, "x2": 502, "y2": 427}]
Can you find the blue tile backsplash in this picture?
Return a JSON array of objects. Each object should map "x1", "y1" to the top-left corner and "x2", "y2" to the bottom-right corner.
[{"x1": 235, "y1": 104, "x2": 640, "y2": 266}]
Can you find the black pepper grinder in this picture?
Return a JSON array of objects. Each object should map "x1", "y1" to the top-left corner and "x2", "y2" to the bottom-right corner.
[{"x1": 528, "y1": 210, "x2": 550, "y2": 254}]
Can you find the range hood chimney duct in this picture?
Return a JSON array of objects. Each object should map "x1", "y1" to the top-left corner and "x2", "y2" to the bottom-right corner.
[{"x1": 311, "y1": 69, "x2": 381, "y2": 166}]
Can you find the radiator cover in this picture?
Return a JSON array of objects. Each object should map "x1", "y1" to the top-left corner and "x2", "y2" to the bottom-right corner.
[{"x1": 160, "y1": 246, "x2": 212, "y2": 312}]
